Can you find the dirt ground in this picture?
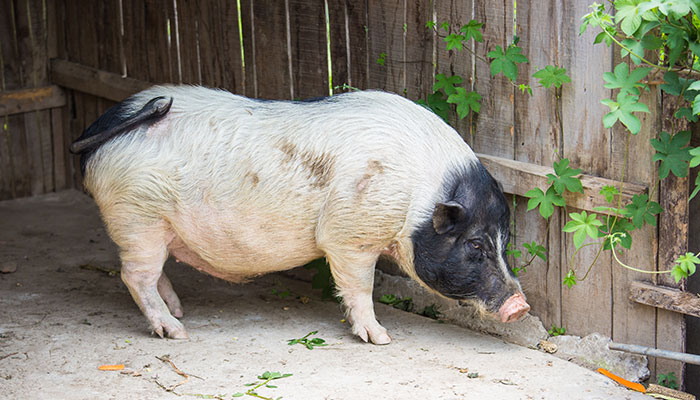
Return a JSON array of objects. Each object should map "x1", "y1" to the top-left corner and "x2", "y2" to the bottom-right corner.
[{"x1": 0, "y1": 190, "x2": 647, "y2": 399}]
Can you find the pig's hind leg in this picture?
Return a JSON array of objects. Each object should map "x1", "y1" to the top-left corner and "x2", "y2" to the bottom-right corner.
[
  {"x1": 118, "y1": 231, "x2": 188, "y2": 339},
  {"x1": 324, "y1": 250, "x2": 391, "y2": 345}
]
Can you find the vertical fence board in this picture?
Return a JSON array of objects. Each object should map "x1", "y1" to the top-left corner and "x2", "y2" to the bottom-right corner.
[
  {"x1": 328, "y1": 0, "x2": 349, "y2": 91},
  {"x1": 559, "y1": 0, "x2": 614, "y2": 338},
  {"x1": 0, "y1": 0, "x2": 20, "y2": 199},
  {"x1": 434, "y1": 0, "x2": 473, "y2": 144},
  {"x1": 404, "y1": 0, "x2": 432, "y2": 102},
  {"x1": 345, "y1": 0, "x2": 368, "y2": 89},
  {"x1": 366, "y1": 0, "x2": 404, "y2": 94},
  {"x1": 512, "y1": 0, "x2": 562, "y2": 330},
  {"x1": 250, "y1": 0, "x2": 290, "y2": 99},
  {"x1": 239, "y1": 0, "x2": 256, "y2": 97},
  {"x1": 289, "y1": 0, "x2": 328, "y2": 99},
  {"x1": 472, "y1": 0, "x2": 513, "y2": 157},
  {"x1": 175, "y1": 0, "x2": 202, "y2": 85},
  {"x1": 197, "y1": 0, "x2": 242, "y2": 92}
]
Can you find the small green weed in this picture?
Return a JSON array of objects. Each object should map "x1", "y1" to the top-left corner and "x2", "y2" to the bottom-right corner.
[
  {"x1": 418, "y1": 304, "x2": 443, "y2": 321},
  {"x1": 547, "y1": 324, "x2": 566, "y2": 336},
  {"x1": 233, "y1": 371, "x2": 293, "y2": 399},
  {"x1": 287, "y1": 331, "x2": 328, "y2": 350},
  {"x1": 379, "y1": 294, "x2": 414, "y2": 312},
  {"x1": 657, "y1": 372, "x2": 678, "y2": 390}
]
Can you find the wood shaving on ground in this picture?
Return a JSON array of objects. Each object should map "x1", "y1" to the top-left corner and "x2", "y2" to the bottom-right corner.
[{"x1": 538, "y1": 339, "x2": 558, "y2": 354}]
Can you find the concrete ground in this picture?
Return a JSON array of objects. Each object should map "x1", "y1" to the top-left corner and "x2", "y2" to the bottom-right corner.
[{"x1": 0, "y1": 190, "x2": 647, "y2": 399}]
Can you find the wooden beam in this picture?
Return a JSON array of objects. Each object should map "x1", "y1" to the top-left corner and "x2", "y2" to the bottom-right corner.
[
  {"x1": 50, "y1": 58, "x2": 151, "y2": 102},
  {"x1": 629, "y1": 281, "x2": 700, "y2": 318},
  {"x1": 0, "y1": 85, "x2": 66, "y2": 116},
  {"x1": 478, "y1": 153, "x2": 647, "y2": 215}
]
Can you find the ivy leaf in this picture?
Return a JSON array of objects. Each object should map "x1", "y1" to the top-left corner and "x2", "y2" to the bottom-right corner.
[
  {"x1": 488, "y1": 45, "x2": 529, "y2": 82},
  {"x1": 650, "y1": 130, "x2": 692, "y2": 179},
  {"x1": 425, "y1": 20, "x2": 436, "y2": 30},
  {"x1": 444, "y1": 33, "x2": 466, "y2": 51},
  {"x1": 506, "y1": 242, "x2": 522, "y2": 259},
  {"x1": 601, "y1": 217, "x2": 635, "y2": 250},
  {"x1": 433, "y1": 73, "x2": 463, "y2": 96},
  {"x1": 602, "y1": 62, "x2": 650, "y2": 96},
  {"x1": 601, "y1": 92, "x2": 650, "y2": 134},
  {"x1": 447, "y1": 88, "x2": 482, "y2": 119},
  {"x1": 523, "y1": 241, "x2": 547, "y2": 261},
  {"x1": 624, "y1": 193, "x2": 663, "y2": 229},
  {"x1": 563, "y1": 270, "x2": 577, "y2": 288},
  {"x1": 674, "y1": 107, "x2": 698, "y2": 122},
  {"x1": 417, "y1": 90, "x2": 450, "y2": 122},
  {"x1": 661, "y1": 23, "x2": 688, "y2": 68},
  {"x1": 440, "y1": 22, "x2": 450, "y2": 32},
  {"x1": 546, "y1": 158, "x2": 583, "y2": 194},
  {"x1": 671, "y1": 252, "x2": 700, "y2": 282},
  {"x1": 563, "y1": 211, "x2": 603, "y2": 249},
  {"x1": 533, "y1": 65, "x2": 571, "y2": 89},
  {"x1": 525, "y1": 186, "x2": 565, "y2": 219},
  {"x1": 690, "y1": 172, "x2": 700, "y2": 201},
  {"x1": 600, "y1": 185, "x2": 620, "y2": 203},
  {"x1": 614, "y1": 0, "x2": 645, "y2": 36},
  {"x1": 620, "y1": 38, "x2": 646, "y2": 65},
  {"x1": 460, "y1": 20, "x2": 483, "y2": 42}
]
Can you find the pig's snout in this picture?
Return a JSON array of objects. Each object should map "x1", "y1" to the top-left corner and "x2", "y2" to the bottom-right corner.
[{"x1": 498, "y1": 293, "x2": 530, "y2": 323}]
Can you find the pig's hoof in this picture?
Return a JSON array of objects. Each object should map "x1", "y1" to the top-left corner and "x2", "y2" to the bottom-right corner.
[
  {"x1": 151, "y1": 316, "x2": 189, "y2": 339},
  {"x1": 353, "y1": 323, "x2": 391, "y2": 345}
]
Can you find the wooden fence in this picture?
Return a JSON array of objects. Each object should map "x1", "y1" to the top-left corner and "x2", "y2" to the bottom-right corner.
[{"x1": 0, "y1": 0, "x2": 693, "y2": 384}]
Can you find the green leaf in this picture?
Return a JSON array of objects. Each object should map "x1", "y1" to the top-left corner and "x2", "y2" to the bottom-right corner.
[
  {"x1": 601, "y1": 91, "x2": 650, "y2": 134},
  {"x1": 447, "y1": 87, "x2": 482, "y2": 119},
  {"x1": 620, "y1": 38, "x2": 645, "y2": 65},
  {"x1": 602, "y1": 217, "x2": 635, "y2": 250},
  {"x1": 525, "y1": 186, "x2": 565, "y2": 219},
  {"x1": 506, "y1": 242, "x2": 522, "y2": 259},
  {"x1": 563, "y1": 211, "x2": 603, "y2": 249},
  {"x1": 417, "y1": 90, "x2": 450, "y2": 122},
  {"x1": 379, "y1": 294, "x2": 397, "y2": 304},
  {"x1": 266, "y1": 385, "x2": 278, "y2": 388},
  {"x1": 377, "y1": 52, "x2": 386, "y2": 66},
  {"x1": 563, "y1": 270, "x2": 577, "y2": 288},
  {"x1": 523, "y1": 241, "x2": 547, "y2": 261},
  {"x1": 488, "y1": 45, "x2": 529, "y2": 82},
  {"x1": 675, "y1": 252, "x2": 699, "y2": 277},
  {"x1": 546, "y1": 158, "x2": 583, "y2": 194},
  {"x1": 690, "y1": 172, "x2": 700, "y2": 201},
  {"x1": 600, "y1": 185, "x2": 620, "y2": 203},
  {"x1": 433, "y1": 74, "x2": 463, "y2": 96},
  {"x1": 444, "y1": 33, "x2": 466, "y2": 51},
  {"x1": 460, "y1": 20, "x2": 483, "y2": 42},
  {"x1": 674, "y1": 107, "x2": 698, "y2": 122},
  {"x1": 614, "y1": 0, "x2": 645, "y2": 35},
  {"x1": 233, "y1": 393, "x2": 245, "y2": 397},
  {"x1": 425, "y1": 20, "x2": 436, "y2": 30},
  {"x1": 440, "y1": 22, "x2": 450, "y2": 32},
  {"x1": 650, "y1": 131, "x2": 692, "y2": 179},
  {"x1": 602, "y1": 62, "x2": 650, "y2": 96},
  {"x1": 518, "y1": 84, "x2": 533, "y2": 96},
  {"x1": 533, "y1": 65, "x2": 571, "y2": 89},
  {"x1": 624, "y1": 193, "x2": 663, "y2": 229}
]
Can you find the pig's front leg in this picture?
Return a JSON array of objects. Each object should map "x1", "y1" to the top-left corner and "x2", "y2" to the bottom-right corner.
[
  {"x1": 120, "y1": 243, "x2": 188, "y2": 339},
  {"x1": 326, "y1": 250, "x2": 391, "y2": 345}
]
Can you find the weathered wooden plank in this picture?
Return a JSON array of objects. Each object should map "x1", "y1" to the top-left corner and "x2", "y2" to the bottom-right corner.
[
  {"x1": 472, "y1": 0, "x2": 513, "y2": 158},
  {"x1": 434, "y1": 0, "x2": 473, "y2": 144},
  {"x1": 239, "y1": 0, "x2": 256, "y2": 97},
  {"x1": 478, "y1": 154, "x2": 646, "y2": 215},
  {"x1": 175, "y1": 0, "x2": 202, "y2": 85},
  {"x1": 51, "y1": 59, "x2": 151, "y2": 102},
  {"x1": 559, "y1": 0, "x2": 613, "y2": 338},
  {"x1": 0, "y1": 123, "x2": 13, "y2": 200},
  {"x1": 249, "y1": 0, "x2": 290, "y2": 99},
  {"x1": 404, "y1": 0, "x2": 432, "y2": 101},
  {"x1": 50, "y1": 107, "x2": 66, "y2": 190},
  {"x1": 196, "y1": 0, "x2": 242, "y2": 92},
  {"x1": 0, "y1": 0, "x2": 23, "y2": 90},
  {"x1": 289, "y1": 0, "x2": 328, "y2": 99},
  {"x1": 366, "y1": 0, "x2": 404, "y2": 94},
  {"x1": 344, "y1": 0, "x2": 368, "y2": 89},
  {"x1": 511, "y1": 0, "x2": 562, "y2": 331},
  {"x1": 0, "y1": 85, "x2": 66, "y2": 116},
  {"x1": 630, "y1": 281, "x2": 700, "y2": 318},
  {"x1": 327, "y1": 0, "x2": 349, "y2": 92},
  {"x1": 656, "y1": 91, "x2": 689, "y2": 385}
]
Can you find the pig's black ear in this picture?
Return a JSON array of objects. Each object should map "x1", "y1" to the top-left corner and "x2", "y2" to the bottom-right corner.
[{"x1": 432, "y1": 201, "x2": 466, "y2": 235}]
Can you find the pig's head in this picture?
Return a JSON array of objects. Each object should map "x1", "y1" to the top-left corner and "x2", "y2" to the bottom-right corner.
[{"x1": 412, "y1": 162, "x2": 530, "y2": 323}]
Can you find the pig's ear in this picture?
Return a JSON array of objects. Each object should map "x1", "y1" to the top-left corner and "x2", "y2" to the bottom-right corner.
[{"x1": 432, "y1": 201, "x2": 466, "y2": 235}]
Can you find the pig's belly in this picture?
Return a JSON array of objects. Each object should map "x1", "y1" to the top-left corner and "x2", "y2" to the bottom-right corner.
[{"x1": 166, "y1": 206, "x2": 324, "y2": 282}]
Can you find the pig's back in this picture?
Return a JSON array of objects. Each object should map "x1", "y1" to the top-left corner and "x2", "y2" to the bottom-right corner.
[{"x1": 84, "y1": 86, "x2": 477, "y2": 276}]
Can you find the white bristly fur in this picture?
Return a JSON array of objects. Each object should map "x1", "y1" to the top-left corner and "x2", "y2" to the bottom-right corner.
[{"x1": 83, "y1": 86, "x2": 479, "y2": 343}]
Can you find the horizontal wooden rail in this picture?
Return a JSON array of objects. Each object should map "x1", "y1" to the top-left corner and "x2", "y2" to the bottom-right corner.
[
  {"x1": 50, "y1": 58, "x2": 150, "y2": 102},
  {"x1": 629, "y1": 281, "x2": 700, "y2": 318},
  {"x1": 478, "y1": 154, "x2": 647, "y2": 216},
  {"x1": 0, "y1": 85, "x2": 66, "y2": 116},
  {"x1": 50, "y1": 59, "x2": 648, "y2": 215}
]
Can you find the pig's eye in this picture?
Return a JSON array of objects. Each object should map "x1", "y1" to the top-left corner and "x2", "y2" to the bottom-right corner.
[{"x1": 467, "y1": 240, "x2": 481, "y2": 250}]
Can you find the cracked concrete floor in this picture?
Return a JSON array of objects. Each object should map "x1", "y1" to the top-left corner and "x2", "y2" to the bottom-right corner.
[{"x1": 0, "y1": 190, "x2": 646, "y2": 399}]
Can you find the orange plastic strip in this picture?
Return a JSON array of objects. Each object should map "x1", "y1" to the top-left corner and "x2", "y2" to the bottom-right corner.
[
  {"x1": 98, "y1": 364, "x2": 125, "y2": 371},
  {"x1": 597, "y1": 368, "x2": 646, "y2": 393}
]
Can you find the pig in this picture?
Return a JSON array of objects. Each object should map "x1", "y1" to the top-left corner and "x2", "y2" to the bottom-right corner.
[{"x1": 70, "y1": 86, "x2": 530, "y2": 344}]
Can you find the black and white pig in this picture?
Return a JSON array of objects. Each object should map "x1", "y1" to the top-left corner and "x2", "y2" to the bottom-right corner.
[{"x1": 70, "y1": 86, "x2": 530, "y2": 344}]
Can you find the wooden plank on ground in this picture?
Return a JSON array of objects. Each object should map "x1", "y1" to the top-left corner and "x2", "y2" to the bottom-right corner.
[
  {"x1": 511, "y1": 0, "x2": 562, "y2": 330},
  {"x1": 289, "y1": 0, "x2": 328, "y2": 99},
  {"x1": 366, "y1": 0, "x2": 404, "y2": 94},
  {"x1": 472, "y1": 0, "x2": 514, "y2": 158},
  {"x1": 50, "y1": 59, "x2": 151, "y2": 102},
  {"x1": 0, "y1": 85, "x2": 66, "y2": 116},
  {"x1": 251, "y1": 0, "x2": 290, "y2": 99},
  {"x1": 559, "y1": 0, "x2": 613, "y2": 338}
]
